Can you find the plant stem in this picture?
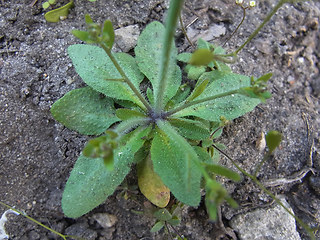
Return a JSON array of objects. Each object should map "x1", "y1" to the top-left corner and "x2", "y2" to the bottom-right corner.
[
  {"x1": 0, "y1": 201, "x2": 81, "y2": 240},
  {"x1": 253, "y1": 152, "x2": 271, "y2": 177},
  {"x1": 166, "y1": 89, "x2": 240, "y2": 116},
  {"x1": 99, "y1": 44, "x2": 152, "y2": 112},
  {"x1": 179, "y1": 14, "x2": 195, "y2": 48},
  {"x1": 222, "y1": 4, "x2": 247, "y2": 47},
  {"x1": 155, "y1": 0, "x2": 184, "y2": 113},
  {"x1": 234, "y1": 0, "x2": 288, "y2": 55}
]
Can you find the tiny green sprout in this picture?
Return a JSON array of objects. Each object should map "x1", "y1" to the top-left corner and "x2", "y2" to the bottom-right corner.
[{"x1": 150, "y1": 204, "x2": 184, "y2": 238}]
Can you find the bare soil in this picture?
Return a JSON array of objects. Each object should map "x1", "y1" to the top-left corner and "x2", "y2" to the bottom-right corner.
[{"x1": 1, "y1": 0, "x2": 319, "y2": 239}]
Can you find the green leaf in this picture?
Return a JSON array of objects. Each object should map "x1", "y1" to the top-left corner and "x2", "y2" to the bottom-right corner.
[
  {"x1": 151, "y1": 121, "x2": 202, "y2": 206},
  {"x1": 205, "y1": 196, "x2": 217, "y2": 220},
  {"x1": 172, "y1": 71, "x2": 261, "y2": 121},
  {"x1": 226, "y1": 196, "x2": 238, "y2": 208},
  {"x1": 197, "y1": 38, "x2": 211, "y2": 50},
  {"x1": 193, "y1": 146, "x2": 215, "y2": 164},
  {"x1": 197, "y1": 39, "x2": 231, "y2": 72},
  {"x1": 44, "y1": 1, "x2": 74, "y2": 23},
  {"x1": 169, "y1": 118, "x2": 210, "y2": 141},
  {"x1": 115, "y1": 108, "x2": 146, "y2": 120},
  {"x1": 265, "y1": 130, "x2": 282, "y2": 153},
  {"x1": 189, "y1": 49, "x2": 214, "y2": 66},
  {"x1": 146, "y1": 88, "x2": 154, "y2": 106},
  {"x1": 62, "y1": 126, "x2": 151, "y2": 218},
  {"x1": 150, "y1": 221, "x2": 165, "y2": 233},
  {"x1": 102, "y1": 20, "x2": 115, "y2": 49},
  {"x1": 68, "y1": 45, "x2": 145, "y2": 108},
  {"x1": 71, "y1": 30, "x2": 93, "y2": 43},
  {"x1": 85, "y1": 14, "x2": 93, "y2": 24},
  {"x1": 153, "y1": 209, "x2": 172, "y2": 221},
  {"x1": 42, "y1": 2, "x2": 50, "y2": 9},
  {"x1": 135, "y1": 21, "x2": 181, "y2": 105},
  {"x1": 48, "y1": 0, "x2": 56, "y2": 4},
  {"x1": 167, "y1": 84, "x2": 191, "y2": 107},
  {"x1": 204, "y1": 164, "x2": 241, "y2": 181},
  {"x1": 185, "y1": 65, "x2": 206, "y2": 81},
  {"x1": 177, "y1": 52, "x2": 191, "y2": 63},
  {"x1": 205, "y1": 179, "x2": 228, "y2": 220},
  {"x1": 186, "y1": 78, "x2": 209, "y2": 102},
  {"x1": 137, "y1": 154, "x2": 170, "y2": 208},
  {"x1": 51, "y1": 87, "x2": 119, "y2": 135},
  {"x1": 167, "y1": 216, "x2": 180, "y2": 226},
  {"x1": 257, "y1": 72, "x2": 273, "y2": 82}
]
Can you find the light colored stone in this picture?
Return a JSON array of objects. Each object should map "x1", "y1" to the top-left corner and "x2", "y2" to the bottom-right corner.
[
  {"x1": 92, "y1": 213, "x2": 118, "y2": 229},
  {"x1": 230, "y1": 196, "x2": 301, "y2": 240},
  {"x1": 114, "y1": 25, "x2": 140, "y2": 52},
  {"x1": 187, "y1": 24, "x2": 226, "y2": 42}
]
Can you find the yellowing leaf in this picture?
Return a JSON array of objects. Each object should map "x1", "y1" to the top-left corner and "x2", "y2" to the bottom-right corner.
[{"x1": 137, "y1": 154, "x2": 170, "y2": 208}]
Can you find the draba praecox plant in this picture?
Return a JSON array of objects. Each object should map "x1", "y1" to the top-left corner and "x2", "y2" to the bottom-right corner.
[{"x1": 51, "y1": 0, "x2": 272, "y2": 219}]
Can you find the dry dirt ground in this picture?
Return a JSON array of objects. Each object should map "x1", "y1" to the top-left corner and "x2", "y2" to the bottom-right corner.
[{"x1": 1, "y1": 0, "x2": 320, "y2": 239}]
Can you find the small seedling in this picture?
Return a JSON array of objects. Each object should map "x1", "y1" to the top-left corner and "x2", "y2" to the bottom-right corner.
[{"x1": 50, "y1": 0, "x2": 316, "y2": 239}]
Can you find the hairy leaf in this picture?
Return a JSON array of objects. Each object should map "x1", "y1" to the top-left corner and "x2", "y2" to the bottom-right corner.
[
  {"x1": 153, "y1": 208, "x2": 172, "y2": 221},
  {"x1": 151, "y1": 121, "x2": 202, "y2": 206},
  {"x1": 186, "y1": 78, "x2": 209, "y2": 102},
  {"x1": 135, "y1": 21, "x2": 181, "y2": 105},
  {"x1": 169, "y1": 118, "x2": 210, "y2": 141},
  {"x1": 193, "y1": 146, "x2": 215, "y2": 164},
  {"x1": 51, "y1": 87, "x2": 119, "y2": 135},
  {"x1": 177, "y1": 52, "x2": 191, "y2": 63},
  {"x1": 167, "y1": 85, "x2": 191, "y2": 107},
  {"x1": 115, "y1": 108, "x2": 146, "y2": 120},
  {"x1": 150, "y1": 221, "x2": 165, "y2": 233},
  {"x1": 68, "y1": 45, "x2": 144, "y2": 108},
  {"x1": 172, "y1": 71, "x2": 260, "y2": 121},
  {"x1": 62, "y1": 127, "x2": 151, "y2": 218},
  {"x1": 168, "y1": 216, "x2": 180, "y2": 226},
  {"x1": 186, "y1": 65, "x2": 206, "y2": 81}
]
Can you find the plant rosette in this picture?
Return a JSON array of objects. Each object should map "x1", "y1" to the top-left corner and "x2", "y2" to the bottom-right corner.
[{"x1": 51, "y1": 1, "x2": 271, "y2": 219}]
